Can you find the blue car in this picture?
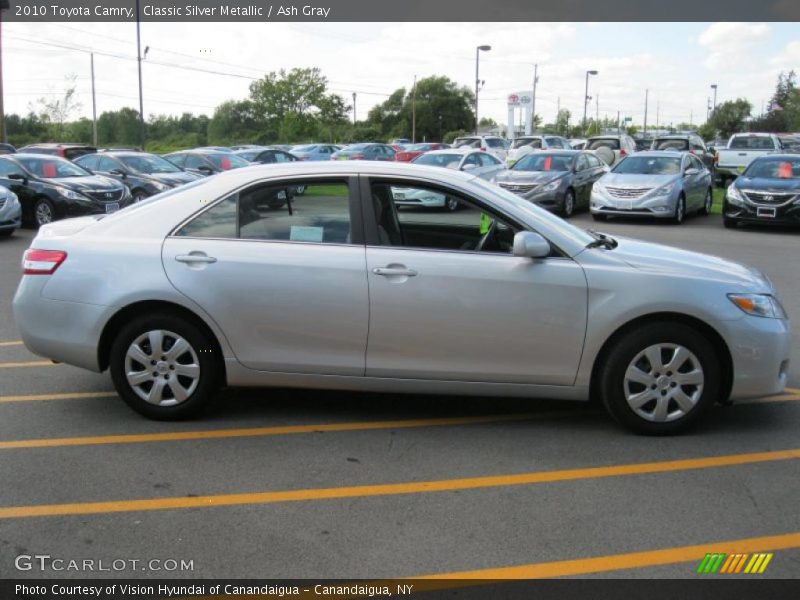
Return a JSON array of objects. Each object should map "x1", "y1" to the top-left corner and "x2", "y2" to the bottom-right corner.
[
  {"x1": 723, "y1": 154, "x2": 800, "y2": 229},
  {"x1": 290, "y1": 144, "x2": 341, "y2": 161}
]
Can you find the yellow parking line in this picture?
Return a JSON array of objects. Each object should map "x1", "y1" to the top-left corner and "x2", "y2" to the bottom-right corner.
[
  {"x1": 0, "y1": 391, "x2": 116, "y2": 403},
  {"x1": 0, "y1": 361, "x2": 56, "y2": 369},
  {"x1": 413, "y1": 531, "x2": 800, "y2": 579},
  {"x1": 0, "y1": 447, "x2": 797, "y2": 520},
  {"x1": 0, "y1": 411, "x2": 558, "y2": 450},
  {"x1": 0, "y1": 340, "x2": 24, "y2": 347}
]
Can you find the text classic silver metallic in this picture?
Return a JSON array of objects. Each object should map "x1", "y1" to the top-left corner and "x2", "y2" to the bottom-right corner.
[{"x1": 13, "y1": 162, "x2": 790, "y2": 434}]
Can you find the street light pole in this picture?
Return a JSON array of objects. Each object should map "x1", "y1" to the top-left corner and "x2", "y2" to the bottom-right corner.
[
  {"x1": 135, "y1": 0, "x2": 146, "y2": 150},
  {"x1": 352, "y1": 92, "x2": 356, "y2": 125},
  {"x1": 583, "y1": 70, "x2": 598, "y2": 133},
  {"x1": 0, "y1": 0, "x2": 8, "y2": 144},
  {"x1": 474, "y1": 45, "x2": 491, "y2": 135},
  {"x1": 711, "y1": 84, "x2": 718, "y2": 112},
  {"x1": 530, "y1": 63, "x2": 538, "y2": 134},
  {"x1": 411, "y1": 75, "x2": 417, "y2": 143},
  {"x1": 90, "y1": 52, "x2": 97, "y2": 146}
]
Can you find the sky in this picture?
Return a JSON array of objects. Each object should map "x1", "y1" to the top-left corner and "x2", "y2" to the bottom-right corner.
[{"x1": 3, "y1": 21, "x2": 799, "y2": 133}]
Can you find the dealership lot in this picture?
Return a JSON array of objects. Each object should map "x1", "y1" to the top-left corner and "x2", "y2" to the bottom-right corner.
[{"x1": 0, "y1": 217, "x2": 799, "y2": 579}]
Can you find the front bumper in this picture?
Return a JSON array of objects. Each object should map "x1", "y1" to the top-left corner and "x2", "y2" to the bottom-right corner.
[
  {"x1": 590, "y1": 191, "x2": 675, "y2": 218},
  {"x1": 724, "y1": 199, "x2": 800, "y2": 226},
  {"x1": 64, "y1": 196, "x2": 134, "y2": 218}
]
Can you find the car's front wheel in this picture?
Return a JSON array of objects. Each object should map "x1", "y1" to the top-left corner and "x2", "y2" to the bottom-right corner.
[
  {"x1": 672, "y1": 195, "x2": 686, "y2": 224},
  {"x1": 109, "y1": 313, "x2": 221, "y2": 420},
  {"x1": 562, "y1": 189, "x2": 576, "y2": 218},
  {"x1": 599, "y1": 321, "x2": 720, "y2": 435},
  {"x1": 699, "y1": 188, "x2": 713, "y2": 216}
]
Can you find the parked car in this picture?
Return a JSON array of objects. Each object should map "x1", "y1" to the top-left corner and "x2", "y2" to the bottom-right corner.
[
  {"x1": 331, "y1": 143, "x2": 396, "y2": 161},
  {"x1": 233, "y1": 148, "x2": 299, "y2": 164},
  {"x1": 0, "y1": 184, "x2": 22, "y2": 237},
  {"x1": 13, "y1": 161, "x2": 790, "y2": 434},
  {"x1": 395, "y1": 143, "x2": 449, "y2": 162},
  {"x1": 722, "y1": 154, "x2": 800, "y2": 229},
  {"x1": 505, "y1": 135, "x2": 572, "y2": 166},
  {"x1": 163, "y1": 149, "x2": 250, "y2": 177},
  {"x1": 569, "y1": 138, "x2": 587, "y2": 150},
  {"x1": 229, "y1": 144, "x2": 266, "y2": 151},
  {"x1": 715, "y1": 133, "x2": 785, "y2": 186},
  {"x1": 0, "y1": 143, "x2": 16, "y2": 155},
  {"x1": 391, "y1": 138, "x2": 411, "y2": 145},
  {"x1": 590, "y1": 151, "x2": 713, "y2": 224},
  {"x1": 651, "y1": 134, "x2": 716, "y2": 179},
  {"x1": 493, "y1": 150, "x2": 607, "y2": 218},
  {"x1": 291, "y1": 144, "x2": 341, "y2": 161},
  {"x1": 17, "y1": 143, "x2": 97, "y2": 160},
  {"x1": 777, "y1": 135, "x2": 800, "y2": 153},
  {"x1": 452, "y1": 135, "x2": 509, "y2": 162},
  {"x1": 195, "y1": 146, "x2": 233, "y2": 153},
  {"x1": 0, "y1": 154, "x2": 132, "y2": 227},
  {"x1": 634, "y1": 138, "x2": 652, "y2": 152},
  {"x1": 585, "y1": 135, "x2": 637, "y2": 167},
  {"x1": 74, "y1": 152, "x2": 201, "y2": 202}
]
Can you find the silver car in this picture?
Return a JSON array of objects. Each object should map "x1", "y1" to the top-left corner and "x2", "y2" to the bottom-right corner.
[
  {"x1": 13, "y1": 162, "x2": 789, "y2": 434},
  {"x1": 0, "y1": 185, "x2": 22, "y2": 238},
  {"x1": 591, "y1": 151, "x2": 714, "y2": 223}
]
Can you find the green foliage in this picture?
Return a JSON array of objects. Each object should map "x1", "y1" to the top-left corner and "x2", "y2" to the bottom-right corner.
[
  {"x1": 748, "y1": 71, "x2": 798, "y2": 133},
  {"x1": 706, "y1": 98, "x2": 752, "y2": 139},
  {"x1": 443, "y1": 129, "x2": 470, "y2": 144}
]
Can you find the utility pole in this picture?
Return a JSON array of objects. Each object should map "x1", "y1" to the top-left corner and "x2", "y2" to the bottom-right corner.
[
  {"x1": 411, "y1": 75, "x2": 417, "y2": 143},
  {"x1": 474, "y1": 45, "x2": 491, "y2": 134},
  {"x1": 643, "y1": 89, "x2": 648, "y2": 137},
  {"x1": 352, "y1": 92, "x2": 356, "y2": 125},
  {"x1": 135, "y1": 0, "x2": 145, "y2": 150},
  {"x1": 0, "y1": 0, "x2": 8, "y2": 143},
  {"x1": 556, "y1": 96, "x2": 560, "y2": 134},
  {"x1": 90, "y1": 53, "x2": 98, "y2": 146},
  {"x1": 531, "y1": 63, "x2": 538, "y2": 133},
  {"x1": 617, "y1": 110, "x2": 620, "y2": 134},
  {"x1": 656, "y1": 100, "x2": 660, "y2": 132},
  {"x1": 596, "y1": 94, "x2": 599, "y2": 132}
]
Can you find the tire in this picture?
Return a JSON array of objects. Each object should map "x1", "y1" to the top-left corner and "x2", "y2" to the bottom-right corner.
[
  {"x1": 33, "y1": 198, "x2": 56, "y2": 228},
  {"x1": 698, "y1": 188, "x2": 713, "y2": 216},
  {"x1": 0, "y1": 229, "x2": 13, "y2": 238},
  {"x1": 723, "y1": 217, "x2": 738, "y2": 229},
  {"x1": 132, "y1": 190, "x2": 149, "y2": 203},
  {"x1": 591, "y1": 213, "x2": 607, "y2": 222},
  {"x1": 445, "y1": 196, "x2": 460, "y2": 212},
  {"x1": 562, "y1": 189, "x2": 576, "y2": 218},
  {"x1": 599, "y1": 321, "x2": 721, "y2": 435},
  {"x1": 294, "y1": 185, "x2": 306, "y2": 196},
  {"x1": 672, "y1": 195, "x2": 685, "y2": 224},
  {"x1": 109, "y1": 313, "x2": 221, "y2": 420}
]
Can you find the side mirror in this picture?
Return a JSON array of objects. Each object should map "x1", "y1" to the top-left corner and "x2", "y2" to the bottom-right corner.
[
  {"x1": 461, "y1": 163, "x2": 478, "y2": 171},
  {"x1": 684, "y1": 168, "x2": 699, "y2": 177},
  {"x1": 109, "y1": 169, "x2": 127, "y2": 178},
  {"x1": 197, "y1": 165, "x2": 214, "y2": 174},
  {"x1": 512, "y1": 231, "x2": 551, "y2": 259},
  {"x1": 8, "y1": 173, "x2": 27, "y2": 184}
]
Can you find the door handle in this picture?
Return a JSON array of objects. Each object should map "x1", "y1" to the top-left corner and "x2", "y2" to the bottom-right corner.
[
  {"x1": 175, "y1": 254, "x2": 217, "y2": 264},
  {"x1": 373, "y1": 267, "x2": 418, "y2": 277}
]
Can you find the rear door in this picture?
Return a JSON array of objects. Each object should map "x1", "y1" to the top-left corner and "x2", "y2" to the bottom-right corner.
[{"x1": 162, "y1": 176, "x2": 369, "y2": 375}]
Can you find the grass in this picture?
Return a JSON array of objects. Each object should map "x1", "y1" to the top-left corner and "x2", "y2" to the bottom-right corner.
[
  {"x1": 711, "y1": 188, "x2": 725, "y2": 215},
  {"x1": 302, "y1": 184, "x2": 348, "y2": 197}
]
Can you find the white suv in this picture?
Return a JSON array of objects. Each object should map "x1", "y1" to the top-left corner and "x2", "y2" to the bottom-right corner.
[
  {"x1": 585, "y1": 134, "x2": 637, "y2": 166},
  {"x1": 506, "y1": 135, "x2": 572, "y2": 165},
  {"x1": 453, "y1": 135, "x2": 508, "y2": 162}
]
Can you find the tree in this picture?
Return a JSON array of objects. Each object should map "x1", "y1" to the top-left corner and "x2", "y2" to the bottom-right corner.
[
  {"x1": 30, "y1": 74, "x2": 82, "y2": 139},
  {"x1": 749, "y1": 71, "x2": 797, "y2": 133},
  {"x1": 207, "y1": 100, "x2": 259, "y2": 144},
  {"x1": 707, "y1": 99, "x2": 752, "y2": 139},
  {"x1": 479, "y1": 117, "x2": 498, "y2": 128}
]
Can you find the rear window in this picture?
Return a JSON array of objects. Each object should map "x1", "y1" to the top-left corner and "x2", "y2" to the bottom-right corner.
[
  {"x1": 485, "y1": 138, "x2": 505, "y2": 148},
  {"x1": 63, "y1": 147, "x2": 97, "y2": 159},
  {"x1": 586, "y1": 138, "x2": 621, "y2": 151},
  {"x1": 653, "y1": 139, "x2": 689, "y2": 151},
  {"x1": 511, "y1": 138, "x2": 543, "y2": 150},
  {"x1": 729, "y1": 136, "x2": 776, "y2": 150},
  {"x1": 454, "y1": 138, "x2": 480, "y2": 149}
]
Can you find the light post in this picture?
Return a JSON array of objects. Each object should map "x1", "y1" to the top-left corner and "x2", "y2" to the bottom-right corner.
[
  {"x1": 710, "y1": 84, "x2": 718, "y2": 113},
  {"x1": 583, "y1": 70, "x2": 598, "y2": 133},
  {"x1": 474, "y1": 44, "x2": 491, "y2": 134}
]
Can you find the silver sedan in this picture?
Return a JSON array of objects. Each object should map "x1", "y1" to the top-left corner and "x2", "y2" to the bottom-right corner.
[{"x1": 13, "y1": 161, "x2": 790, "y2": 434}]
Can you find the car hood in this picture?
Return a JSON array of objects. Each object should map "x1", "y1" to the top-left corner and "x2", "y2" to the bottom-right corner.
[
  {"x1": 42, "y1": 175, "x2": 122, "y2": 192},
  {"x1": 599, "y1": 172, "x2": 678, "y2": 188},
  {"x1": 494, "y1": 170, "x2": 567, "y2": 185},
  {"x1": 734, "y1": 176, "x2": 800, "y2": 192},
  {"x1": 146, "y1": 171, "x2": 200, "y2": 186},
  {"x1": 604, "y1": 235, "x2": 771, "y2": 289}
]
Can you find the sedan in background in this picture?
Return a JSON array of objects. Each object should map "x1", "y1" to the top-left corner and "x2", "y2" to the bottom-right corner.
[
  {"x1": 591, "y1": 151, "x2": 713, "y2": 223},
  {"x1": 395, "y1": 143, "x2": 449, "y2": 162},
  {"x1": 75, "y1": 152, "x2": 201, "y2": 202},
  {"x1": 331, "y1": 143, "x2": 396, "y2": 161},
  {"x1": 0, "y1": 184, "x2": 22, "y2": 237},
  {"x1": 16, "y1": 143, "x2": 97, "y2": 160},
  {"x1": 163, "y1": 149, "x2": 250, "y2": 177},
  {"x1": 0, "y1": 154, "x2": 132, "y2": 227},
  {"x1": 234, "y1": 148, "x2": 299, "y2": 164},
  {"x1": 291, "y1": 144, "x2": 340, "y2": 161},
  {"x1": 13, "y1": 161, "x2": 790, "y2": 435},
  {"x1": 494, "y1": 150, "x2": 607, "y2": 217},
  {"x1": 723, "y1": 155, "x2": 800, "y2": 229}
]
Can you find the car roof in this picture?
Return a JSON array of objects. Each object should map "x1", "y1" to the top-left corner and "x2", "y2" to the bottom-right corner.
[
  {"x1": 6, "y1": 152, "x2": 72, "y2": 160},
  {"x1": 20, "y1": 142, "x2": 95, "y2": 148},
  {"x1": 422, "y1": 148, "x2": 478, "y2": 155},
  {"x1": 631, "y1": 150, "x2": 689, "y2": 157}
]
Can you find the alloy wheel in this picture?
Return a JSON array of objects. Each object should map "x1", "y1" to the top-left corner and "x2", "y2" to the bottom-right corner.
[
  {"x1": 623, "y1": 343, "x2": 704, "y2": 422},
  {"x1": 563, "y1": 191, "x2": 575, "y2": 217},
  {"x1": 35, "y1": 202, "x2": 53, "y2": 226}
]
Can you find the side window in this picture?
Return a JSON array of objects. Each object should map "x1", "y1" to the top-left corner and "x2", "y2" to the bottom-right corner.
[
  {"x1": 576, "y1": 155, "x2": 590, "y2": 171},
  {"x1": 166, "y1": 154, "x2": 185, "y2": 168},
  {"x1": 477, "y1": 153, "x2": 498, "y2": 167},
  {"x1": 258, "y1": 151, "x2": 276, "y2": 164},
  {"x1": 185, "y1": 155, "x2": 207, "y2": 169},
  {"x1": 0, "y1": 159, "x2": 25, "y2": 177},
  {"x1": 274, "y1": 152, "x2": 292, "y2": 163},
  {"x1": 462, "y1": 153, "x2": 480, "y2": 167},
  {"x1": 375, "y1": 181, "x2": 519, "y2": 254},
  {"x1": 97, "y1": 156, "x2": 119, "y2": 172},
  {"x1": 176, "y1": 181, "x2": 353, "y2": 244},
  {"x1": 77, "y1": 155, "x2": 98, "y2": 171}
]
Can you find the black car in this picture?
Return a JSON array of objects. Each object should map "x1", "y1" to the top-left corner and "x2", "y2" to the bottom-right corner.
[
  {"x1": 0, "y1": 154, "x2": 132, "y2": 227},
  {"x1": 723, "y1": 154, "x2": 800, "y2": 229},
  {"x1": 162, "y1": 149, "x2": 250, "y2": 177},
  {"x1": 74, "y1": 152, "x2": 201, "y2": 202},
  {"x1": 233, "y1": 147, "x2": 299, "y2": 164},
  {"x1": 492, "y1": 150, "x2": 608, "y2": 217},
  {"x1": 17, "y1": 143, "x2": 97, "y2": 160},
  {"x1": 650, "y1": 134, "x2": 715, "y2": 173}
]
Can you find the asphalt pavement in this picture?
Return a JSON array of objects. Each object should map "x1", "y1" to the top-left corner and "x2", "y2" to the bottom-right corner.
[{"x1": 0, "y1": 214, "x2": 798, "y2": 580}]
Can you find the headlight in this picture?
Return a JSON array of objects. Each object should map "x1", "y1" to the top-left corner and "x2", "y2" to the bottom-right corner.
[
  {"x1": 651, "y1": 181, "x2": 676, "y2": 197},
  {"x1": 727, "y1": 185, "x2": 745, "y2": 206},
  {"x1": 728, "y1": 294, "x2": 787, "y2": 319},
  {"x1": 54, "y1": 186, "x2": 91, "y2": 202},
  {"x1": 6, "y1": 191, "x2": 19, "y2": 205},
  {"x1": 592, "y1": 183, "x2": 606, "y2": 195},
  {"x1": 539, "y1": 179, "x2": 562, "y2": 193},
  {"x1": 151, "y1": 181, "x2": 170, "y2": 192}
]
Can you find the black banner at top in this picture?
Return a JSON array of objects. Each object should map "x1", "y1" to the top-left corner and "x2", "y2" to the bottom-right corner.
[{"x1": 3, "y1": 0, "x2": 800, "y2": 22}]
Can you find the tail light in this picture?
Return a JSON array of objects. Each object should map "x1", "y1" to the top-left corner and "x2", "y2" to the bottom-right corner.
[
  {"x1": 714, "y1": 152, "x2": 719, "y2": 164},
  {"x1": 619, "y1": 149, "x2": 628, "y2": 157},
  {"x1": 299, "y1": 156, "x2": 309, "y2": 161},
  {"x1": 23, "y1": 249, "x2": 67, "y2": 275},
  {"x1": 352, "y1": 154, "x2": 364, "y2": 160},
  {"x1": 480, "y1": 146, "x2": 487, "y2": 152}
]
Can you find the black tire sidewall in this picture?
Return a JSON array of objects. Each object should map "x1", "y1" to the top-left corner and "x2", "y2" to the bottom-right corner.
[
  {"x1": 109, "y1": 313, "x2": 220, "y2": 420},
  {"x1": 34, "y1": 198, "x2": 55, "y2": 228},
  {"x1": 563, "y1": 190, "x2": 575, "y2": 217},
  {"x1": 600, "y1": 322, "x2": 721, "y2": 435}
]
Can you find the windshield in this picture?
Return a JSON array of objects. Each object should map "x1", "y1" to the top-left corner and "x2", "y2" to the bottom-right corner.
[
  {"x1": 511, "y1": 138, "x2": 543, "y2": 150},
  {"x1": 292, "y1": 145, "x2": 316, "y2": 153},
  {"x1": 653, "y1": 139, "x2": 689, "y2": 151},
  {"x1": 412, "y1": 153, "x2": 462, "y2": 169},
  {"x1": 118, "y1": 154, "x2": 182, "y2": 174},
  {"x1": 744, "y1": 157, "x2": 800, "y2": 179},
  {"x1": 206, "y1": 153, "x2": 250, "y2": 170},
  {"x1": 16, "y1": 156, "x2": 90, "y2": 178},
  {"x1": 586, "y1": 138, "x2": 620, "y2": 151},
  {"x1": 513, "y1": 154, "x2": 573, "y2": 172},
  {"x1": 613, "y1": 156, "x2": 681, "y2": 175}
]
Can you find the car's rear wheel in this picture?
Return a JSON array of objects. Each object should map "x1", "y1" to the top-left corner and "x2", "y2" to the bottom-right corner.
[
  {"x1": 109, "y1": 313, "x2": 221, "y2": 420},
  {"x1": 599, "y1": 322, "x2": 720, "y2": 435},
  {"x1": 591, "y1": 213, "x2": 607, "y2": 221}
]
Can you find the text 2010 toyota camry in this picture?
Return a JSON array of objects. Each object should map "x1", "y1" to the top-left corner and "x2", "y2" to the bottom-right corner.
[{"x1": 13, "y1": 162, "x2": 790, "y2": 434}]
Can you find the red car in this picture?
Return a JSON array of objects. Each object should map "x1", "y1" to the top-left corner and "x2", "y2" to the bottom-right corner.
[{"x1": 395, "y1": 142, "x2": 450, "y2": 162}]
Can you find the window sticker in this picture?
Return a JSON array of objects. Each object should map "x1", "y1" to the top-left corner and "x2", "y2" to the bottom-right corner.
[{"x1": 290, "y1": 226, "x2": 324, "y2": 242}]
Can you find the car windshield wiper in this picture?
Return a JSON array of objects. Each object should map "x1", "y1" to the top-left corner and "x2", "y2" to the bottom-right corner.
[{"x1": 585, "y1": 229, "x2": 618, "y2": 249}]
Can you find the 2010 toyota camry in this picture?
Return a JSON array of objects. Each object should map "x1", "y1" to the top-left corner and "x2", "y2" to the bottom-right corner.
[{"x1": 13, "y1": 162, "x2": 790, "y2": 434}]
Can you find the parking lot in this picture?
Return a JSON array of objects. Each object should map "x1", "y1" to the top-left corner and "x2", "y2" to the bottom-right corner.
[{"x1": 1, "y1": 213, "x2": 799, "y2": 580}]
